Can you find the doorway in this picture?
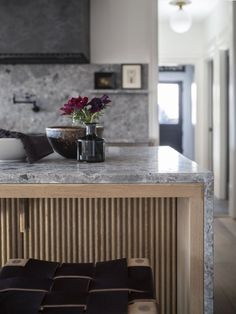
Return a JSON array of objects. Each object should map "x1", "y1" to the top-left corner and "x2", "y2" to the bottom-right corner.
[
  {"x1": 158, "y1": 65, "x2": 195, "y2": 159},
  {"x1": 158, "y1": 82, "x2": 183, "y2": 153}
]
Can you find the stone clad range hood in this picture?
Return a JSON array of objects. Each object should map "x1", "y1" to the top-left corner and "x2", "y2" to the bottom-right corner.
[{"x1": 0, "y1": 0, "x2": 90, "y2": 64}]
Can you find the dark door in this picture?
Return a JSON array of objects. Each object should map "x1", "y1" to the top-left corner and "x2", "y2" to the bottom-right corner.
[{"x1": 158, "y1": 82, "x2": 183, "y2": 153}]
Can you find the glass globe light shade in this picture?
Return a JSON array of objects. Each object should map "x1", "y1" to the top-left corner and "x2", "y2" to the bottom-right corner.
[{"x1": 170, "y1": 7, "x2": 192, "y2": 33}]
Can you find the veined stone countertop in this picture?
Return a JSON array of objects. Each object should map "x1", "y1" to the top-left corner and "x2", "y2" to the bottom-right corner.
[{"x1": 0, "y1": 146, "x2": 212, "y2": 184}]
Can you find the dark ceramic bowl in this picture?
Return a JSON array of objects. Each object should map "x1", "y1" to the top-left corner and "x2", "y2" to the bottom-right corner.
[{"x1": 46, "y1": 126, "x2": 103, "y2": 159}]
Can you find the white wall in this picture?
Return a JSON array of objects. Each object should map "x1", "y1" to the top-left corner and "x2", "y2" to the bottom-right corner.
[
  {"x1": 204, "y1": 0, "x2": 231, "y2": 46},
  {"x1": 90, "y1": 0, "x2": 159, "y2": 143},
  {"x1": 91, "y1": 0, "x2": 152, "y2": 63},
  {"x1": 159, "y1": 22, "x2": 205, "y2": 62}
]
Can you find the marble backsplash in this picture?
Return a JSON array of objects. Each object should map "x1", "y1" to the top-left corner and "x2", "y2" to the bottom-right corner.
[{"x1": 0, "y1": 64, "x2": 149, "y2": 143}]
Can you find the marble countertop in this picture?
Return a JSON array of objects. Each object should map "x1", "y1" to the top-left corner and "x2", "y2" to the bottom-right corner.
[{"x1": 0, "y1": 146, "x2": 212, "y2": 184}]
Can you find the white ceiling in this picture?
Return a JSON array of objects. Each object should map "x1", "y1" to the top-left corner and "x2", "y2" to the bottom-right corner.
[{"x1": 158, "y1": 0, "x2": 222, "y2": 22}]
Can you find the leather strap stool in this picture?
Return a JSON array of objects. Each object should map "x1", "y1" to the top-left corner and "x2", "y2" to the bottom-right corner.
[{"x1": 0, "y1": 258, "x2": 158, "y2": 314}]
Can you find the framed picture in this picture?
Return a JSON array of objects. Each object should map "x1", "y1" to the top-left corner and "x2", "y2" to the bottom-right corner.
[
  {"x1": 94, "y1": 72, "x2": 116, "y2": 89},
  {"x1": 121, "y1": 64, "x2": 142, "y2": 89}
]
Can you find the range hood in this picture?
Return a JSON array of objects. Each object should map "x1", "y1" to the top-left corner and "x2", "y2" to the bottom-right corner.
[
  {"x1": 0, "y1": 53, "x2": 89, "y2": 64},
  {"x1": 0, "y1": 0, "x2": 90, "y2": 64}
]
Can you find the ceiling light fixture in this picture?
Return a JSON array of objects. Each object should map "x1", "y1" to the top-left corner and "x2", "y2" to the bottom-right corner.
[{"x1": 169, "y1": 0, "x2": 192, "y2": 34}]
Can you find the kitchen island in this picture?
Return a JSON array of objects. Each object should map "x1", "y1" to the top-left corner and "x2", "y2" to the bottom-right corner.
[{"x1": 0, "y1": 146, "x2": 213, "y2": 314}]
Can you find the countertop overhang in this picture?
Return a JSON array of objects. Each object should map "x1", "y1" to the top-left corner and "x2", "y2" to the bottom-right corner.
[{"x1": 0, "y1": 146, "x2": 213, "y2": 184}]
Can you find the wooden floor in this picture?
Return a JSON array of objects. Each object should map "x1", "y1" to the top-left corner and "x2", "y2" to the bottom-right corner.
[{"x1": 214, "y1": 216, "x2": 236, "y2": 313}]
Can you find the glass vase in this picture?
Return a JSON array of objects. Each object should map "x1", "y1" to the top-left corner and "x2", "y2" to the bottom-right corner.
[{"x1": 77, "y1": 123, "x2": 105, "y2": 162}]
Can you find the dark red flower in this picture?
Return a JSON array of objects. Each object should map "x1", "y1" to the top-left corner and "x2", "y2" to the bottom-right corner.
[
  {"x1": 100, "y1": 95, "x2": 111, "y2": 105},
  {"x1": 76, "y1": 96, "x2": 88, "y2": 109},
  {"x1": 88, "y1": 95, "x2": 111, "y2": 113},
  {"x1": 88, "y1": 98, "x2": 103, "y2": 113},
  {"x1": 60, "y1": 96, "x2": 88, "y2": 115},
  {"x1": 60, "y1": 104, "x2": 74, "y2": 115}
]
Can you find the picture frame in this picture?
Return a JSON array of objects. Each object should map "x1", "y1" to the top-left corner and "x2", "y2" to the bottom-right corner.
[
  {"x1": 94, "y1": 72, "x2": 116, "y2": 89},
  {"x1": 121, "y1": 64, "x2": 142, "y2": 89}
]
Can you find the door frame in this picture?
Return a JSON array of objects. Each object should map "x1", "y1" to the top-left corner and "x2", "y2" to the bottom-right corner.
[{"x1": 206, "y1": 59, "x2": 214, "y2": 172}]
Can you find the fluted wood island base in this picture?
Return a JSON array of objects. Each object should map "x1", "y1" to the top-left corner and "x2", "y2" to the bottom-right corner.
[{"x1": 0, "y1": 147, "x2": 213, "y2": 314}]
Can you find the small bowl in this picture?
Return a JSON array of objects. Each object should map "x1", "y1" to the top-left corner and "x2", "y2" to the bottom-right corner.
[
  {"x1": 0, "y1": 138, "x2": 26, "y2": 162},
  {"x1": 46, "y1": 126, "x2": 103, "y2": 159}
]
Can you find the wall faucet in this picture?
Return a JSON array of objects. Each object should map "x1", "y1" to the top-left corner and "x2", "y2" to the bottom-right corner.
[{"x1": 13, "y1": 93, "x2": 40, "y2": 112}]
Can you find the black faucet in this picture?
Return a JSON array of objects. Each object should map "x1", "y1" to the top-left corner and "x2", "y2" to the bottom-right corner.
[{"x1": 13, "y1": 93, "x2": 40, "y2": 112}]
